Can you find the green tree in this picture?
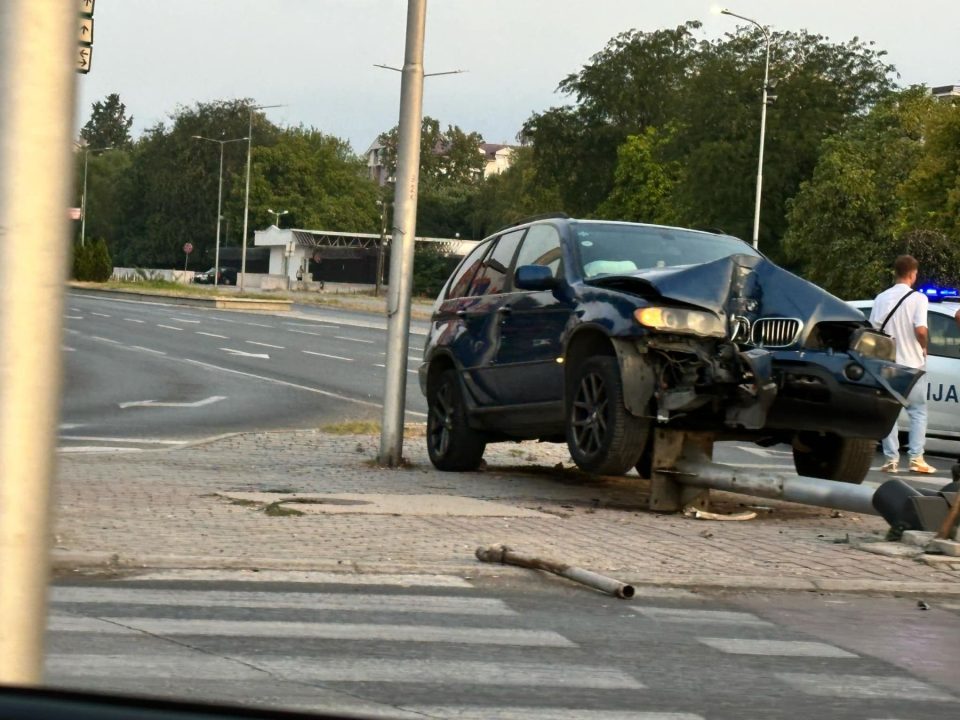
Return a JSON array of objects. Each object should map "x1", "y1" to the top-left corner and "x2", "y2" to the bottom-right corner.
[
  {"x1": 80, "y1": 93, "x2": 134, "y2": 149},
  {"x1": 596, "y1": 127, "x2": 680, "y2": 224},
  {"x1": 782, "y1": 88, "x2": 956, "y2": 297},
  {"x1": 378, "y1": 117, "x2": 486, "y2": 190}
]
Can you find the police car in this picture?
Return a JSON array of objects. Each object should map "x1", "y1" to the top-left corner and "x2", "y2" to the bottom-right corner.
[{"x1": 849, "y1": 287, "x2": 960, "y2": 440}]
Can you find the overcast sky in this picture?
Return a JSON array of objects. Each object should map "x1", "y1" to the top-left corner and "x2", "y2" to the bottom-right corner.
[{"x1": 78, "y1": 0, "x2": 959, "y2": 153}]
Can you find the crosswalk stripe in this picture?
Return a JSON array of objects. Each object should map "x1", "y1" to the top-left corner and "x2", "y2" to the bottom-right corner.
[
  {"x1": 407, "y1": 710, "x2": 701, "y2": 720},
  {"x1": 47, "y1": 616, "x2": 139, "y2": 634},
  {"x1": 698, "y1": 638, "x2": 857, "y2": 658},
  {"x1": 50, "y1": 587, "x2": 515, "y2": 616},
  {"x1": 54, "y1": 617, "x2": 573, "y2": 647},
  {"x1": 46, "y1": 654, "x2": 264, "y2": 681},
  {"x1": 631, "y1": 607, "x2": 772, "y2": 626},
  {"x1": 775, "y1": 673, "x2": 954, "y2": 701},
  {"x1": 117, "y1": 570, "x2": 473, "y2": 587},
  {"x1": 242, "y1": 657, "x2": 643, "y2": 689}
]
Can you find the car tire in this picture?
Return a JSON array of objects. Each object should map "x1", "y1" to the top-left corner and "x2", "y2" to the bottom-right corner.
[
  {"x1": 427, "y1": 368, "x2": 486, "y2": 471},
  {"x1": 792, "y1": 432, "x2": 873, "y2": 484},
  {"x1": 567, "y1": 356, "x2": 649, "y2": 475}
]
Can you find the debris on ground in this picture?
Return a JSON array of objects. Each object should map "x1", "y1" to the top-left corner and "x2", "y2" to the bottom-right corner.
[
  {"x1": 684, "y1": 506, "x2": 757, "y2": 522},
  {"x1": 475, "y1": 543, "x2": 634, "y2": 598}
]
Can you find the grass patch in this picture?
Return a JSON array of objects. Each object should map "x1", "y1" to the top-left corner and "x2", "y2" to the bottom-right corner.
[
  {"x1": 321, "y1": 420, "x2": 381, "y2": 435},
  {"x1": 263, "y1": 501, "x2": 305, "y2": 517}
]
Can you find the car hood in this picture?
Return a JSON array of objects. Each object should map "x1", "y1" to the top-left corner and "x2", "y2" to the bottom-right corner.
[{"x1": 586, "y1": 253, "x2": 864, "y2": 331}]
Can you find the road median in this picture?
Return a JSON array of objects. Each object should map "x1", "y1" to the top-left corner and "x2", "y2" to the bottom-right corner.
[{"x1": 69, "y1": 283, "x2": 293, "y2": 312}]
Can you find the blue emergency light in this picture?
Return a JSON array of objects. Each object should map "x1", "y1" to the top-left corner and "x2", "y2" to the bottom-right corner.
[{"x1": 918, "y1": 285, "x2": 959, "y2": 302}]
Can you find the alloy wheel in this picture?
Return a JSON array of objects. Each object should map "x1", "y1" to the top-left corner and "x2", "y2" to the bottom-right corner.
[{"x1": 571, "y1": 371, "x2": 609, "y2": 457}]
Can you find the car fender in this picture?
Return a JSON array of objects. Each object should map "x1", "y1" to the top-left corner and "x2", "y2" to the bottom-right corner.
[{"x1": 610, "y1": 337, "x2": 655, "y2": 418}]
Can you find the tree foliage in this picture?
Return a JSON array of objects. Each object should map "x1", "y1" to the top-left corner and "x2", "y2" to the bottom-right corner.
[
  {"x1": 72, "y1": 238, "x2": 113, "y2": 281},
  {"x1": 80, "y1": 93, "x2": 134, "y2": 149},
  {"x1": 783, "y1": 89, "x2": 960, "y2": 297},
  {"x1": 516, "y1": 22, "x2": 896, "y2": 259}
]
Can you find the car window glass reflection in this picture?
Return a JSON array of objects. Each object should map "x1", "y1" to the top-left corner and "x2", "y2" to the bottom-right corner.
[
  {"x1": 515, "y1": 225, "x2": 563, "y2": 278},
  {"x1": 446, "y1": 241, "x2": 490, "y2": 299},
  {"x1": 468, "y1": 230, "x2": 524, "y2": 296},
  {"x1": 928, "y1": 312, "x2": 960, "y2": 359},
  {"x1": 575, "y1": 224, "x2": 758, "y2": 279}
]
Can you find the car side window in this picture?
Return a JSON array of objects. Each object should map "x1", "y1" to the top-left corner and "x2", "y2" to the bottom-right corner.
[
  {"x1": 467, "y1": 229, "x2": 524, "y2": 296},
  {"x1": 445, "y1": 241, "x2": 490, "y2": 299},
  {"x1": 515, "y1": 224, "x2": 563, "y2": 279},
  {"x1": 927, "y1": 312, "x2": 960, "y2": 359}
]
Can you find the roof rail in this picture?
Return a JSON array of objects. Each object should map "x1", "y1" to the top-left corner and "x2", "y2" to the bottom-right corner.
[{"x1": 495, "y1": 212, "x2": 569, "y2": 234}]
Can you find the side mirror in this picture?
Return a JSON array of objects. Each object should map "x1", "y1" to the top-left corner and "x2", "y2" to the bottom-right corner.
[{"x1": 514, "y1": 264, "x2": 558, "y2": 291}]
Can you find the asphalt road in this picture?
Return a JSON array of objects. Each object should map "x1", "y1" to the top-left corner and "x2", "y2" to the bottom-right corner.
[
  {"x1": 60, "y1": 293, "x2": 429, "y2": 452},
  {"x1": 44, "y1": 573, "x2": 960, "y2": 719}
]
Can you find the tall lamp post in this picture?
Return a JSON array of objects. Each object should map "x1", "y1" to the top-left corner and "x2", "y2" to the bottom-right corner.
[
  {"x1": 715, "y1": 6, "x2": 771, "y2": 250},
  {"x1": 192, "y1": 135, "x2": 248, "y2": 287},
  {"x1": 267, "y1": 208, "x2": 288, "y2": 227},
  {"x1": 79, "y1": 145, "x2": 114, "y2": 247},
  {"x1": 240, "y1": 104, "x2": 284, "y2": 292}
]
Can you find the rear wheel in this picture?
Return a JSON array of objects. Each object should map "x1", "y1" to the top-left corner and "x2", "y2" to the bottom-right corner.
[
  {"x1": 792, "y1": 432, "x2": 873, "y2": 484},
  {"x1": 566, "y1": 356, "x2": 649, "y2": 475},
  {"x1": 427, "y1": 368, "x2": 486, "y2": 471}
]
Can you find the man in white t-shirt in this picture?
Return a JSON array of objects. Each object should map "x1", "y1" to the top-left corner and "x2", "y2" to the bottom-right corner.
[{"x1": 869, "y1": 255, "x2": 934, "y2": 474}]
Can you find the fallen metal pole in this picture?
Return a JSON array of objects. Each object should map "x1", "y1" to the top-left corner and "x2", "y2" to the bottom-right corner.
[
  {"x1": 673, "y1": 458, "x2": 879, "y2": 516},
  {"x1": 476, "y1": 544, "x2": 635, "y2": 598}
]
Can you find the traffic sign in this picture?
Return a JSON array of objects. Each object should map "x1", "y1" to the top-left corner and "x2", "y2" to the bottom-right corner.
[
  {"x1": 77, "y1": 46, "x2": 92, "y2": 74},
  {"x1": 183, "y1": 242, "x2": 194, "y2": 255},
  {"x1": 78, "y1": 0, "x2": 95, "y2": 17},
  {"x1": 78, "y1": 17, "x2": 94, "y2": 46}
]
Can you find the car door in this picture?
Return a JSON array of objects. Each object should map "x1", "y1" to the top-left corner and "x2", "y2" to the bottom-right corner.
[
  {"x1": 457, "y1": 230, "x2": 525, "y2": 406},
  {"x1": 924, "y1": 307, "x2": 960, "y2": 439},
  {"x1": 494, "y1": 224, "x2": 572, "y2": 405}
]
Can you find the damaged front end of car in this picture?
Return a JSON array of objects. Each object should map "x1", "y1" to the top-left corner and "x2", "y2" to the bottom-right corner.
[{"x1": 589, "y1": 254, "x2": 923, "y2": 442}]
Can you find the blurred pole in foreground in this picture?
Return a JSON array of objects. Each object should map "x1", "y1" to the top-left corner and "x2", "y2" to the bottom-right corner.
[
  {"x1": 379, "y1": 0, "x2": 427, "y2": 466},
  {"x1": 0, "y1": 0, "x2": 77, "y2": 684}
]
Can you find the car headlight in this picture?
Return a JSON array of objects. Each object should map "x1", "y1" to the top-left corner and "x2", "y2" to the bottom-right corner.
[
  {"x1": 850, "y1": 328, "x2": 896, "y2": 361},
  {"x1": 634, "y1": 306, "x2": 725, "y2": 338}
]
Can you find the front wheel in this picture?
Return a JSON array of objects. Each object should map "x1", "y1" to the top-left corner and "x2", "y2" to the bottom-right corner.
[
  {"x1": 427, "y1": 368, "x2": 486, "y2": 471},
  {"x1": 566, "y1": 356, "x2": 649, "y2": 475},
  {"x1": 792, "y1": 432, "x2": 873, "y2": 484}
]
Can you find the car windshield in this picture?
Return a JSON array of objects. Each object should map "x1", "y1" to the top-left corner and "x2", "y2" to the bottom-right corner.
[{"x1": 573, "y1": 222, "x2": 760, "y2": 279}]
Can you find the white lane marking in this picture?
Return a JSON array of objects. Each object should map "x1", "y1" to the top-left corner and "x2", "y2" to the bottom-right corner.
[
  {"x1": 409, "y1": 709, "x2": 701, "y2": 720},
  {"x1": 62, "y1": 346, "x2": 76, "y2": 352},
  {"x1": 64, "y1": 315, "x2": 83, "y2": 320},
  {"x1": 243, "y1": 658, "x2": 641, "y2": 689},
  {"x1": 118, "y1": 396, "x2": 226, "y2": 409},
  {"x1": 156, "y1": 324, "x2": 182, "y2": 331},
  {"x1": 51, "y1": 587, "x2": 514, "y2": 616},
  {"x1": 90, "y1": 336, "x2": 120, "y2": 344},
  {"x1": 78, "y1": 618, "x2": 574, "y2": 647},
  {"x1": 127, "y1": 346, "x2": 166, "y2": 355},
  {"x1": 698, "y1": 638, "x2": 857, "y2": 658},
  {"x1": 124, "y1": 318, "x2": 145, "y2": 324},
  {"x1": 170, "y1": 317, "x2": 201, "y2": 324},
  {"x1": 334, "y1": 335, "x2": 375, "y2": 344},
  {"x1": 120, "y1": 570, "x2": 471, "y2": 586},
  {"x1": 287, "y1": 328, "x2": 327, "y2": 337},
  {"x1": 774, "y1": 673, "x2": 953, "y2": 701},
  {"x1": 373, "y1": 363, "x2": 385, "y2": 368},
  {"x1": 196, "y1": 331, "x2": 228, "y2": 339},
  {"x1": 59, "y1": 423, "x2": 84, "y2": 430},
  {"x1": 90, "y1": 312, "x2": 111, "y2": 317},
  {"x1": 70, "y1": 307, "x2": 81, "y2": 312},
  {"x1": 179, "y1": 358, "x2": 427, "y2": 417},
  {"x1": 303, "y1": 351, "x2": 353, "y2": 362},
  {"x1": 284, "y1": 322, "x2": 340, "y2": 329},
  {"x1": 57, "y1": 446, "x2": 140, "y2": 454},
  {"x1": 407, "y1": 369, "x2": 418, "y2": 375},
  {"x1": 64, "y1": 328, "x2": 79, "y2": 335},
  {"x1": 246, "y1": 340, "x2": 284, "y2": 349},
  {"x1": 632, "y1": 607, "x2": 772, "y2": 626},
  {"x1": 58, "y1": 436, "x2": 187, "y2": 445},
  {"x1": 241, "y1": 321, "x2": 273, "y2": 328},
  {"x1": 47, "y1": 616, "x2": 139, "y2": 634},
  {"x1": 220, "y1": 347, "x2": 270, "y2": 359},
  {"x1": 735, "y1": 445, "x2": 793, "y2": 458}
]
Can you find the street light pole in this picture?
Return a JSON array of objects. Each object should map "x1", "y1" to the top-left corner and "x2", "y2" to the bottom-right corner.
[
  {"x1": 378, "y1": 0, "x2": 428, "y2": 467},
  {"x1": 718, "y1": 7, "x2": 771, "y2": 250},
  {"x1": 267, "y1": 208, "x2": 288, "y2": 227},
  {"x1": 193, "y1": 135, "x2": 247, "y2": 287},
  {"x1": 240, "y1": 103, "x2": 283, "y2": 292},
  {"x1": 79, "y1": 145, "x2": 113, "y2": 248}
]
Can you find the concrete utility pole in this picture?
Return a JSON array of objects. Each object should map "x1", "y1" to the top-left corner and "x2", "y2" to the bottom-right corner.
[
  {"x1": 0, "y1": 0, "x2": 76, "y2": 684},
  {"x1": 378, "y1": 0, "x2": 427, "y2": 466}
]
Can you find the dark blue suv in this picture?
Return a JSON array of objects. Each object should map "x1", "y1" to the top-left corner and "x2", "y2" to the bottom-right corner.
[{"x1": 418, "y1": 216, "x2": 921, "y2": 484}]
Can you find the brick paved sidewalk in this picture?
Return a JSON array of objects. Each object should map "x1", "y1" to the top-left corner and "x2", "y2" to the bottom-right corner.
[{"x1": 53, "y1": 430, "x2": 960, "y2": 595}]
